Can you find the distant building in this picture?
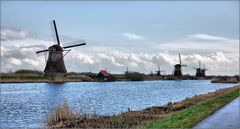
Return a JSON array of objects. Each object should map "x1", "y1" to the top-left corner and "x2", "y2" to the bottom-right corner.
[{"x1": 97, "y1": 70, "x2": 115, "y2": 81}]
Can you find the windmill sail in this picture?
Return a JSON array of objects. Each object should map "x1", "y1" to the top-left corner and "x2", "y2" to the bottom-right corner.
[
  {"x1": 63, "y1": 43, "x2": 86, "y2": 49},
  {"x1": 53, "y1": 20, "x2": 60, "y2": 45}
]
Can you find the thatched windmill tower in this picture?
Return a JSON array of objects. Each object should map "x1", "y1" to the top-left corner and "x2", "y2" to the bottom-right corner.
[
  {"x1": 36, "y1": 20, "x2": 86, "y2": 77},
  {"x1": 194, "y1": 60, "x2": 207, "y2": 77},
  {"x1": 173, "y1": 53, "x2": 186, "y2": 76}
]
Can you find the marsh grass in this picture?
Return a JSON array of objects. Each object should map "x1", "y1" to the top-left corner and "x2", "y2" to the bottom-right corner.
[{"x1": 46, "y1": 101, "x2": 84, "y2": 128}]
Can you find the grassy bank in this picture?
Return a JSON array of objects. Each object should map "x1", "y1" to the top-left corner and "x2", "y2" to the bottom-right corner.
[
  {"x1": 46, "y1": 85, "x2": 239, "y2": 128},
  {"x1": 145, "y1": 87, "x2": 240, "y2": 128}
]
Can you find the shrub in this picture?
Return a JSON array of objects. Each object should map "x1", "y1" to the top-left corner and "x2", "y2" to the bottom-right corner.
[
  {"x1": 125, "y1": 72, "x2": 145, "y2": 81},
  {"x1": 15, "y1": 69, "x2": 43, "y2": 75}
]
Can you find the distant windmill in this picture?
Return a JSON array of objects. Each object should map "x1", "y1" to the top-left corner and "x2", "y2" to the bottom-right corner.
[
  {"x1": 173, "y1": 53, "x2": 186, "y2": 76},
  {"x1": 36, "y1": 20, "x2": 86, "y2": 76},
  {"x1": 194, "y1": 60, "x2": 202, "y2": 77},
  {"x1": 156, "y1": 65, "x2": 164, "y2": 76},
  {"x1": 194, "y1": 60, "x2": 207, "y2": 77},
  {"x1": 201, "y1": 64, "x2": 208, "y2": 77}
]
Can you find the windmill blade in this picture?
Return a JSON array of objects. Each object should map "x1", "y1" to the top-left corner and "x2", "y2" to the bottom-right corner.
[
  {"x1": 63, "y1": 43, "x2": 86, "y2": 49},
  {"x1": 199, "y1": 60, "x2": 201, "y2": 68},
  {"x1": 36, "y1": 49, "x2": 49, "y2": 54},
  {"x1": 51, "y1": 20, "x2": 61, "y2": 45},
  {"x1": 157, "y1": 65, "x2": 160, "y2": 71},
  {"x1": 179, "y1": 53, "x2": 182, "y2": 65}
]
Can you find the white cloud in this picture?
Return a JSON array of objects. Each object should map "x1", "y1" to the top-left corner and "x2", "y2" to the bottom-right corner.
[
  {"x1": 9, "y1": 58, "x2": 22, "y2": 65},
  {"x1": 1, "y1": 28, "x2": 36, "y2": 40},
  {"x1": 156, "y1": 34, "x2": 239, "y2": 54},
  {"x1": 23, "y1": 58, "x2": 40, "y2": 67},
  {"x1": 122, "y1": 33, "x2": 145, "y2": 40},
  {"x1": 1, "y1": 44, "x2": 238, "y2": 75},
  {"x1": 187, "y1": 34, "x2": 228, "y2": 41},
  {"x1": 0, "y1": 28, "x2": 238, "y2": 75}
]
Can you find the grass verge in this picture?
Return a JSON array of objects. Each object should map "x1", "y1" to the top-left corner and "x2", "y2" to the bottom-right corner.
[{"x1": 145, "y1": 87, "x2": 240, "y2": 128}]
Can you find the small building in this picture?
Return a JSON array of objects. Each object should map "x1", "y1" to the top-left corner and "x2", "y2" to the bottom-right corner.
[{"x1": 97, "y1": 70, "x2": 115, "y2": 81}]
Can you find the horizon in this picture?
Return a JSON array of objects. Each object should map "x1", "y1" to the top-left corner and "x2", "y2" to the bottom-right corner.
[{"x1": 1, "y1": 1, "x2": 239, "y2": 76}]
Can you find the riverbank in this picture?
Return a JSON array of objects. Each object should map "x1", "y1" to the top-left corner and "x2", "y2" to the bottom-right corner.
[
  {"x1": 1, "y1": 73, "x2": 239, "y2": 83},
  {"x1": 145, "y1": 85, "x2": 240, "y2": 128},
  {"x1": 47, "y1": 85, "x2": 240, "y2": 128}
]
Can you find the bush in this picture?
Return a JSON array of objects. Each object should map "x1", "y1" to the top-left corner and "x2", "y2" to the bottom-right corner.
[
  {"x1": 15, "y1": 69, "x2": 43, "y2": 75},
  {"x1": 125, "y1": 72, "x2": 145, "y2": 81}
]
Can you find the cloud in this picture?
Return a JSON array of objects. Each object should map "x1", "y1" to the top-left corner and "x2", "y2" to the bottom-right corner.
[
  {"x1": 122, "y1": 33, "x2": 145, "y2": 40},
  {"x1": 9, "y1": 58, "x2": 22, "y2": 65},
  {"x1": 186, "y1": 33, "x2": 237, "y2": 43},
  {"x1": 1, "y1": 44, "x2": 238, "y2": 75},
  {"x1": 187, "y1": 34, "x2": 228, "y2": 41},
  {"x1": 0, "y1": 28, "x2": 238, "y2": 75},
  {"x1": 156, "y1": 34, "x2": 239, "y2": 54},
  {"x1": 1, "y1": 28, "x2": 37, "y2": 41}
]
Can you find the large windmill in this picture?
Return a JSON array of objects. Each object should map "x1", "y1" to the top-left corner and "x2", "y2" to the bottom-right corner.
[
  {"x1": 194, "y1": 60, "x2": 207, "y2": 77},
  {"x1": 173, "y1": 53, "x2": 186, "y2": 76},
  {"x1": 36, "y1": 20, "x2": 86, "y2": 76}
]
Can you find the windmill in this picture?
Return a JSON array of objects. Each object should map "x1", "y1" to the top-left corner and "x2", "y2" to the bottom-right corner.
[
  {"x1": 201, "y1": 64, "x2": 208, "y2": 77},
  {"x1": 36, "y1": 20, "x2": 86, "y2": 77},
  {"x1": 194, "y1": 60, "x2": 207, "y2": 77},
  {"x1": 156, "y1": 65, "x2": 164, "y2": 76},
  {"x1": 194, "y1": 60, "x2": 202, "y2": 77},
  {"x1": 173, "y1": 53, "x2": 186, "y2": 76}
]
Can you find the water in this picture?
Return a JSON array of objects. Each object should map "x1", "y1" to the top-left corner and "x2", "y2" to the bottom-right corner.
[{"x1": 0, "y1": 80, "x2": 236, "y2": 128}]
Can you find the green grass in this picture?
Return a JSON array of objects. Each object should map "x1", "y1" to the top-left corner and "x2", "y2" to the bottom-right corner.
[
  {"x1": 145, "y1": 88, "x2": 240, "y2": 128},
  {"x1": 1, "y1": 75, "x2": 48, "y2": 80}
]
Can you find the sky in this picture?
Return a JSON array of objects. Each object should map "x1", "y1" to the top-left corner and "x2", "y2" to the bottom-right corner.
[{"x1": 0, "y1": 1, "x2": 239, "y2": 75}]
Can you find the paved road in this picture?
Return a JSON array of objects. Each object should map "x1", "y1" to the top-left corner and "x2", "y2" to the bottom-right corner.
[{"x1": 193, "y1": 97, "x2": 240, "y2": 129}]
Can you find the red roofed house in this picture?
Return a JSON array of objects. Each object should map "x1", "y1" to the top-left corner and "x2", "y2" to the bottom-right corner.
[{"x1": 97, "y1": 70, "x2": 115, "y2": 81}]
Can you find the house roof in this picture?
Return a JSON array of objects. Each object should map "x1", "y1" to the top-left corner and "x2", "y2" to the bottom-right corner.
[{"x1": 99, "y1": 70, "x2": 110, "y2": 77}]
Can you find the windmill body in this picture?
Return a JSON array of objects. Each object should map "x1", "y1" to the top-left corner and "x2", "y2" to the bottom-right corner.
[
  {"x1": 201, "y1": 69, "x2": 206, "y2": 77},
  {"x1": 173, "y1": 64, "x2": 182, "y2": 76},
  {"x1": 36, "y1": 20, "x2": 86, "y2": 76},
  {"x1": 194, "y1": 61, "x2": 207, "y2": 77},
  {"x1": 44, "y1": 45, "x2": 67, "y2": 73},
  {"x1": 195, "y1": 68, "x2": 202, "y2": 77},
  {"x1": 173, "y1": 53, "x2": 186, "y2": 76}
]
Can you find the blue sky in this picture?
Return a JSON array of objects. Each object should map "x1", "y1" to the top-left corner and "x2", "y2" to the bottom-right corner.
[
  {"x1": 1, "y1": 1, "x2": 239, "y2": 75},
  {"x1": 2, "y1": 1, "x2": 238, "y2": 41}
]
